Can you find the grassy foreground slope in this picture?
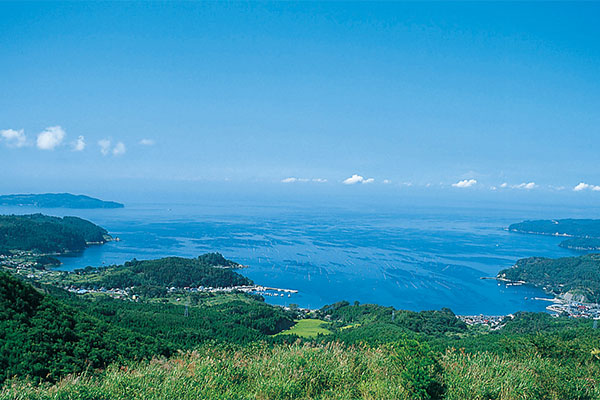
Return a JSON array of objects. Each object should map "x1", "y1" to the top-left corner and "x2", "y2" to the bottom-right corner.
[{"x1": 3, "y1": 342, "x2": 599, "y2": 400}]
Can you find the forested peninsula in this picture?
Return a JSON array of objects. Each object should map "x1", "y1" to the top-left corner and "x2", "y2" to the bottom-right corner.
[
  {"x1": 0, "y1": 214, "x2": 111, "y2": 255},
  {"x1": 498, "y1": 254, "x2": 600, "y2": 303}
]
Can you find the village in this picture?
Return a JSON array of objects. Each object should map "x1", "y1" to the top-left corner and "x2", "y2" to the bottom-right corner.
[
  {"x1": 63, "y1": 283, "x2": 299, "y2": 301},
  {"x1": 545, "y1": 300, "x2": 600, "y2": 319},
  {"x1": 457, "y1": 314, "x2": 510, "y2": 329}
]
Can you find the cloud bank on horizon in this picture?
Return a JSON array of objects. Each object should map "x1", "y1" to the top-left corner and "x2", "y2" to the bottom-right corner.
[{"x1": 4, "y1": 125, "x2": 599, "y2": 194}]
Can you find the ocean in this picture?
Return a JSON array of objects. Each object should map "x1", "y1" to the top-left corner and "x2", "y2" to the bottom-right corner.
[{"x1": 2, "y1": 200, "x2": 591, "y2": 315}]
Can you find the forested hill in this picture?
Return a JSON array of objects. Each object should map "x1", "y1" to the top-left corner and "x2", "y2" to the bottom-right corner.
[
  {"x1": 497, "y1": 254, "x2": 600, "y2": 303},
  {"x1": 508, "y1": 219, "x2": 600, "y2": 250},
  {"x1": 0, "y1": 193, "x2": 124, "y2": 209},
  {"x1": 0, "y1": 214, "x2": 111, "y2": 254}
]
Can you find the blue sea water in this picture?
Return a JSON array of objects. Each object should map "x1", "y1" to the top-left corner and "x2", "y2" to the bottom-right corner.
[{"x1": 2, "y1": 201, "x2": 592, "y2": 315}]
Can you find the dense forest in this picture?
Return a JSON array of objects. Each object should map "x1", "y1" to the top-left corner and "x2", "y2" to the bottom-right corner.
[
  {"x1": 0, "y1": 193, "x2": 124, "y2": 209},
  {"x1": 498, "y1": 254, "x2": 600, "y2": 302},
  {"x1": 0, "y1": 214, "x2": 110, "y2": 254}
]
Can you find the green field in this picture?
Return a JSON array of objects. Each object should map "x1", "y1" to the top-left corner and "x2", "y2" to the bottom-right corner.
[{"x1": 276, "y1": 318, "x2": 332, "y2": 338}]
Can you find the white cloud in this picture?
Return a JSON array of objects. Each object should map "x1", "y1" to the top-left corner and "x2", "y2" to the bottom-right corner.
[
  {"x1": 573, "y1": 182, "x2": 600, "y2": 192},
  {"x1": 513, "y1": 182, "x2": 537, "y2": 190},
  {"x1": 36, "y1": 126, "x2": 65, "y2": 150},
  {"x1": 452, "y1": 179, "x2": 477, "y2": 188},
  {"x1": 72, "y1": 136, "x2": 86, "y2": 151},
  {"x1": 98, "y1": 139, "x2": 111, "y2": 155},
  {"x1": 343, "y1": 174, "x2": 364, "y2": 185},
  {"x1": 500, "y1": 182, "x2": 508, "y2": 188},
  {"x1": 382, "y1": 179, "x2": 391, "y2": 184},
  {"x1": 139, "y1": 138, "x2": 155, "y2": 146},
  {"x1": 342, "y1": 174, "x2": 374, "y2": 185},
  {"x1": 112, "y1": 141, "x2": 126, "y2": 156},
  {"x1": 0, "y1": 129, "x2": 27, "y2": 148},
  {"x1": 98, "y1": 139, "x2": 125, "y2": 156},
  {"x1": 282, "y1": 177, "x2": 328, "y2": 183},
  {"x1": 490, "y1": 186, "x2": 497, "y2": 191}
]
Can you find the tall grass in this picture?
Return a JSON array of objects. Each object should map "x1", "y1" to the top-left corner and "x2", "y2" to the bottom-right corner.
[
  {"x1": 442, "y1": 349, "x2": 600, "y2": 400},
  {"x1": 1, "y1": 342, "x2": 419, "y2": 400},
  {"x1": 2, "y1": 343, "x2": 599, "y2": 400}
]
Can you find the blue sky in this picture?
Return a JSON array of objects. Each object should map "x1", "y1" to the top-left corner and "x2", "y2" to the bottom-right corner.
[{"x1": 1, "y1": 2, "x2": 599, "y2": 203}]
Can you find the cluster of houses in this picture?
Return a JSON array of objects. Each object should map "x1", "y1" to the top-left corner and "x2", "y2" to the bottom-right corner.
[
  {"x1": 546, "y1": 301, "x2": 600, "y2": 319},
  {"x1": 458, "y1": 314, "x2": 510, "y2": 329},
  {"x1": 0, "y1": 251, "x2": 40, "y2": 269},
  {"x1": 64, "y1": 285, "x2": 138, "y2": 300}
]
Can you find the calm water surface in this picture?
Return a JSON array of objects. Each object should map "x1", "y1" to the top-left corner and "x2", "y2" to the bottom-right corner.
[{"x1": 3, "y1": 201, "x2": 593, "y2": 314}]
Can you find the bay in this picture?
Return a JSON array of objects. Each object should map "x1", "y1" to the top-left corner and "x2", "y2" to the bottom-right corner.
[{"x1": 1, "y1": 201, "x2": 590, "y2": 315}]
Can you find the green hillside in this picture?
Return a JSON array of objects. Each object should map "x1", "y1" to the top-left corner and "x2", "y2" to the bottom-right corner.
[{"x1": 0, "y1": 272, "x2": 171, "y2": 383}]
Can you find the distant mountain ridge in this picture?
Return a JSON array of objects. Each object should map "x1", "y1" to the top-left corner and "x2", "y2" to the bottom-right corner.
[{"x1": 0, "y1": 193, "x2": 124, "y2": 209}]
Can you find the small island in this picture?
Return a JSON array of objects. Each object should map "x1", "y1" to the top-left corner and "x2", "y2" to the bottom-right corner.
[
  {"x1": 508, "y1": 219, "x2": 600, "y2": 250},
  {"x1": 0, "y1": 193, "x2": 124, "y2": 209}
]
